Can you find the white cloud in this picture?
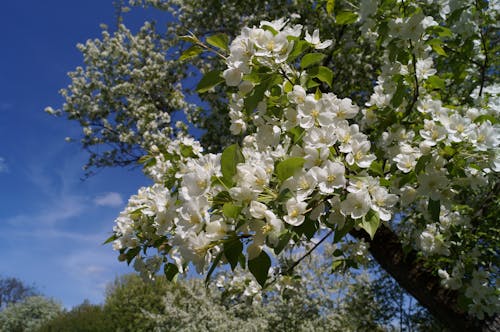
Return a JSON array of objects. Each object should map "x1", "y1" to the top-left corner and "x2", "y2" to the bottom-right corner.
[
  {"x1": 0, "y1": 157, "x2": 8, "y2": 173},
  {"x1": 94, "y1": 192, "x2": 124, "y2": 207},
  {"x1": 5, "y1": 194, "x2": 86, "y2": 227}
]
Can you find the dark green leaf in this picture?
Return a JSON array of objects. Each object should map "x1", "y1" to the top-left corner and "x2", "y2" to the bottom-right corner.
[
  {"x1": 206, "y1": 33, "x2": 229, "y2": 51},
  {"x1": 399, "y1": 171, "x2": 416, "y2": 187},
  {"x1": 308, "y1": 66, "x2": 334, "y2": 87},
  {"x1": 391, "y1": 81, "x2": 406, "y2": 107},
  {"x1": 295, "y1": 219, "x2": 319, "y2": 240},
  {"x1": 277, "y1": 188, "x2": 293, "y2": 203},
  {"x1": 334, "y1": 219, "x2": 354, "y2": 243},
  {"x1": 288, "y1": 40, "x2": 310, "y2": 61},
  {"x1": 276, "y1": 157, "x2": 305, "y2": 181},
  {"x1": 248, "y1": 250, "x2": 271, "y2": 287},
  {"x1": 428, "y1": 199, "x2": 440, "y2": 222},
  {"x1": 415, "y1": 155, "x2": 431, "y2": 174},
  {"x1": 224, "y1": 238, "x2": 243, "y2": 270},
  {"x1": 164, "y1": 263, "x2": 179, "y2": 281},
  {"x1": 212, "y1": 190, "x2": 232, "y2": 206},
  {"x1": 369, "y1": 160, "x2": 384, "y2": 177},
  {"x1": 273, "y1": 231, "x2": 292, "y2": 255},
  {"x1": 244, "y1": 82, "x2": 268, "y2": 113},
  {"x1": 126, "y1": 247, "x2": 141, "y2": 265},
  {"x1": 301, "y1": 53, "x2": 326, "y2": 69},
  {"x1": 196, "y1": 70, "x2": 224, "y2": 93}
]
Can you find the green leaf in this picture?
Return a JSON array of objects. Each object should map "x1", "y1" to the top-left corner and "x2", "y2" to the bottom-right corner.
[
  {"x1": 415, "y1": 154, "x2": 431, "y2": 174},
  {"x1": 473, "y1": 115, "x2": 498, "y2": 125},
  {"x1": 369, "y1": 160, "x2": 384, "y2": 177},
  {"x1": 391, "y1": 81, "x2": 406, "y2": 107},
  {"x1": 206, "y1": 33, "x2": 229, "y2": 51},
  {"x1": 427, "y1": 75, "x2": 445, "y2": 90},
  {"x1": 336, "y1": 11, "x2": 358, "y2": 25},
  {"x1": 428, "y1": 40, "x2": 447, "y2": 56},
  {"x1": 308, "y1": 66, "x2": 333, "y2": 87},
  {"x1": 248, "y1": 250, "x2": 271, "y2": 287},
  {"x1": 125, "y1": 247, "x2": 140, "y2": 265},
  {"x1": 196, "y1": 70, "x2": 224, "y2": 93},
  {"x1": 334, "y1": 219, "x2": 354, "y2": 243},
  {"x1": 103, "y1": 234, "x2": 117, "y2": 245},
  {"x1": 179, "y1": 45, "x2": 204, "y2": 61},
  {"x1": 427, "y1": 26, "x2": 453, "y2": 38},
  {"x1": 301, "y1": 53, "x2": 327, "y2": 69},
  {"x1": 164, "y1": 263, "x2": 179, "y2": 281},
  {"x1": 273, "y1": 231, "x2": 292, "y2": 255},
  {"x1": 276, "y1": 157, "x2": 305, "y2": 181},
  {"x1": 399, "y1": 171, "x2": 416, "y2": 187},
  {"x1": 288, "y1": 127, "x2": 304, "y2": 144},
  {"x1": 296, "y1": 219, "x2": 319, "y2": 240},
  {"x1": 331, "y1": 259, "x2": 344, "y2": 272},
  {"x1": 277, "y1": 188, "x2": 293, "y2": 203},
  {"x1": 223, "y1": 202, "x2": 242, "y2": 219},
  {"x1": 428, "y1": 199, "x2": 440, "y2": 222},
  {"x1": 244, "y1": 82, "x2": 268, "y2": 113},
  {"x1": 288, "y1": 40, "x2": 310, "y2": 61},
  {"x1": 326, "y1": 0, "x2": 335, "y2": 15},
  {"x1": 224, "y1": 238, "x2": 243, "y2": 270},
  {"x1": 360, "y1": 210, "x2": 380, "y2": 240},
  {"x1": 212, "y1": 190, "x2": 232, "y2": 206},
  {"x1": 220, "y1": 144, "x2": 244, "y2": 187}
]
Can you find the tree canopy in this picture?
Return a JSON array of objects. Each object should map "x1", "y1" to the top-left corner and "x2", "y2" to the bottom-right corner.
[{"x1": 48, "y1": 1, "x2": 499, "y2": 331}]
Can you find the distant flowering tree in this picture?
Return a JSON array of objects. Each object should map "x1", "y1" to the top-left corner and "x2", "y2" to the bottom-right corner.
[
  {"x1": 48, "y1": 1, "x2": 499, "y2": 331},
  {"x1": 0, "y1": 296, "x2": 62, "y2": 332}
]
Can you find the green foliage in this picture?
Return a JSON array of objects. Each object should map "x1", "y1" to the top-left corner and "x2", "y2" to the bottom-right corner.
[
  {"x1": 248, "y1": 250, "x2": 272, "y2": 287},
  {"x1": 275, "y1": 157, "x2": 305, "y2": 181},
  {"x1": 102, "y1": 274, "x2": 171, "y2": 332},
  {"x1": 301, "y1": 53, "x2": 327, "y2": 68},
  {"x1": 220, "y1": 143, "x2": 244, "y2": 187},
  {"x1": 335, "y1": 11, "x2": 358, "y2": 25},
  {"x1": 206, "y1": 33, "x2": 229, "y2": 51},
  {"x1": 38, "y1": 300, "x2": 113, "y2": 332},
  {"x1": 196, "y1": 70, "x2": 225, "y2": 93},
  {"x1": 360, "y1": 210, "x2": 381, "y2": 240}
]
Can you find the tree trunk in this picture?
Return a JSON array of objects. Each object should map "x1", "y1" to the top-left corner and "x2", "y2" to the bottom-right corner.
[{"x1": 350, "y1": 224, "x2": 498, "y2": 332}]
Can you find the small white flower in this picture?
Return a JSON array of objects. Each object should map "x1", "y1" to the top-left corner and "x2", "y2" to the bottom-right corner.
[
  {"x1": 283, "y1": 197, "x2": 308, "y2": 226},
  {"x1": 305, "y1": 29, "x2": 332, "y2": 49},
  {"x1": 340, "y1": 190, "x2": 371, "y2": 219}
]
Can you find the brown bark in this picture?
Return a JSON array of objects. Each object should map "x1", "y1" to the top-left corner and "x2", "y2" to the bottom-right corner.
[{"x1": 350, "y1": 224, "x2": 497, "y2": 332}]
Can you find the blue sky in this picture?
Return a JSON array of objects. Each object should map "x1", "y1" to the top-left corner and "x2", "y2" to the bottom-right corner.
[{"x1": 0, "y1": 1, "x2": 169, "y2": 308}]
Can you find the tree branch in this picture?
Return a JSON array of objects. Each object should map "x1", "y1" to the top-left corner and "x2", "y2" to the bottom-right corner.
[{"x1": 350, "y1": 224, "x2": 495, "y2": 332}]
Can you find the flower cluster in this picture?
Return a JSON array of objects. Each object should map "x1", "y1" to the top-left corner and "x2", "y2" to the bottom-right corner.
[{"x1": 110, "y1": 2, "x2": 500, "y2": 320}]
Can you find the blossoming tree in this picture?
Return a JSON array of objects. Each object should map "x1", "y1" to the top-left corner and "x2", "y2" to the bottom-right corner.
[{"x1": 48, "y1": 0, "x2": 499, "y2": 331}]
